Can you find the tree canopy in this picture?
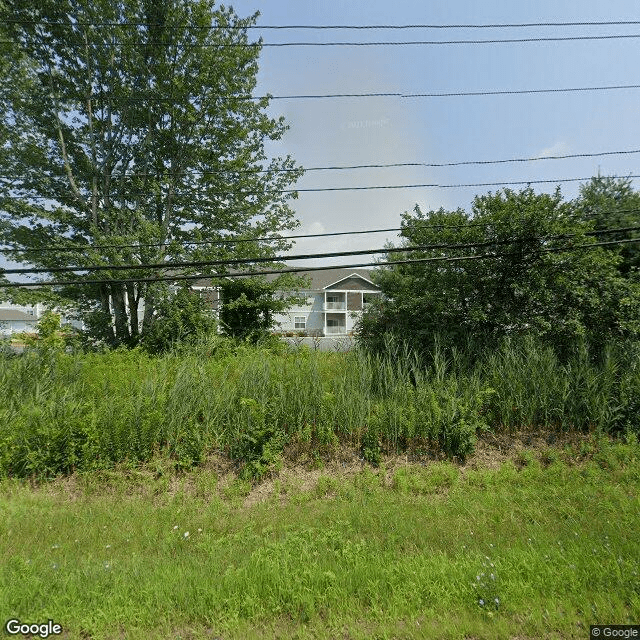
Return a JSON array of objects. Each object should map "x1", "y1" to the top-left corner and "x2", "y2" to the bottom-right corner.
[
  {"x1": 358, "y1": 186, "x2": 640, "y2": 359},
  {"x1": 0, "y1": 0, "x2": 304, "y2": 347}
]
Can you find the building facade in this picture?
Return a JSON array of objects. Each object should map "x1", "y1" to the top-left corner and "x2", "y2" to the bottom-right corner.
[{"x1": 192, "y1": 267, "x2": 381, "y2": 337}]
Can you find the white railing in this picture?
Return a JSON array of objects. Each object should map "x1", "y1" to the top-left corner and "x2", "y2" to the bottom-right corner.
[
  {"x1": 323, "y1": 302, "x2": 346, "y2": 310},
  {"x1": 324, "y1": 326, "x2": 347, "y2": 335}
]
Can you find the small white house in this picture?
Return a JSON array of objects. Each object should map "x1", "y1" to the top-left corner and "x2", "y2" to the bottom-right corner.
[{"x1": 0, "y1": 300, "x2": 83, "y2": 336}]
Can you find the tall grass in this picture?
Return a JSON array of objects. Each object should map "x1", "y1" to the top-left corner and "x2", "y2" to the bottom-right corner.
[{"x1": 0, "y1": 336, "x2": 638, "y2": 479}]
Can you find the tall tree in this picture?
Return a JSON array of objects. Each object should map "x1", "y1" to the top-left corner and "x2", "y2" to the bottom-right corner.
[
  {"x1": 575, "y1": 175, "x2": 640, "y2": 278},
  {"x1": 0, "y1": 0, "x2": 303, "y2": 346},
  {"x1": 359, "y1": 187, "x2": 640, "y2": 358}
]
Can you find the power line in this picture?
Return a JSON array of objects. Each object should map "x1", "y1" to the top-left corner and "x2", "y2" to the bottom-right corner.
[
  {"x1": 2, "y1": 225, "x2": 638, "y2": 276},
  {"x1": 1, "y1": 209, "x2": 638, "y2": 256},
  {"x1": 5, "y1": 34, "x2": 640, "y2": 47},
  {"x1": 272, "y1": 174, "x2": 640, "y2": 193},
  {"x1": 263, "y1": 84, "x2": 640, "y2": 100},
  {"x1": 62, "y1": 84, "x2": 640, "y2": 102},
  {"x1": 3, "y1": 148, "x2": 636, "y2": 181},
  {"x1": 5, "y1": 19, "x2": 640, "y2": 29},
  {"x1": 4, "y1": 173, "x2": 640, "y2": 201},
  {"x1": 2, "y1": 237, "x2": 639, "y2": 289}
]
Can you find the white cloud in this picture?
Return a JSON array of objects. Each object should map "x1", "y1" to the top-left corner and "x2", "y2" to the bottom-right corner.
[{"x1": 535, "y1": 141, "x2": 570, "y2": 159}]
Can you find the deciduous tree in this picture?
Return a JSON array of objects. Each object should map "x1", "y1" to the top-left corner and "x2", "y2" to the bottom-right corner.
[
  {"x1": 0, "y1": 0, "x2": 304, "y2": 346},
  {"x1": 359, "y1": 187, "x2": 640, "y2": 358}
]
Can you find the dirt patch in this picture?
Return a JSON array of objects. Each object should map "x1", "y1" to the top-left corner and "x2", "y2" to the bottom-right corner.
[{"x1": 6, "y1": 430, "x2": 601, "y2": 505}]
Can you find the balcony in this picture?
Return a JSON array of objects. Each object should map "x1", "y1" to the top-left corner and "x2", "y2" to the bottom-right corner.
[
  {"x1": 323, "y1": 302, "x2": 346, "y2": 311},
  {"x1": 324, "y1": 325, "x2": 347, "y2": 335}
]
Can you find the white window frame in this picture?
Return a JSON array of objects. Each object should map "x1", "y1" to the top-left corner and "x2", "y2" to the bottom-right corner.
[{"x1": 294, "y1": 316, "x2": 306, "y2": 330}]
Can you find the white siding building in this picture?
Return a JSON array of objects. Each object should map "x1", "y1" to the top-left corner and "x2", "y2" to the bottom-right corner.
[
  {"x1": 0, "y1": 301, "x2": 82, "y2": 336},
  {"x1": 192, "y1": 267, "x2": 381, "y2": 337}
]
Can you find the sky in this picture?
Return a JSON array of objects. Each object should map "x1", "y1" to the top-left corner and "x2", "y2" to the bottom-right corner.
[
  {"x1": 2, "y1": 0, "x2": 640, "y2": 277},
  {"x1": 225, "y1": 0, "x2": 640, "y2": 264}
]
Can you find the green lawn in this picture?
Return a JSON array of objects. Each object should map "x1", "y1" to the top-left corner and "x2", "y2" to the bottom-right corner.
[{"x1": 1, "y1": 438, "x2": 638, "y2": 639}]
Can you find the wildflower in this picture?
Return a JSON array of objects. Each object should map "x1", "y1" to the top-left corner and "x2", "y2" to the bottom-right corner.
[
  {"x1": 476, "y1": 575, "x2": 481, "y2": 581},
  {"x1": 173, "y1": 525, "x2": 178, "y2": 530},
  {"x1": 51, "y1": 545, "x2": 59, "y2": 549},
  {"x1": 103, "y1": 562, "x2": 111, "y2": 570},
  {"x1": 184, "y1": 531, "x2": 190, "y2": 538},
  {"x1": 478, "y1": 599, "x2": 485, "y2": 606},
  {"x1": 198, "y1": 528, "x2": 202, "y2": 533},
  {"x1": 490, "y1": 573, "x2": 495, "y2": 580},
  {"x1": 105, "y1": 545, "x2": 111, "y2": 549},
  {"x1": 494, "y1": 598, "x2": 500, "y2": 606},
  {"x1": 52, "y1": 563, "x2": 58, "y2": 570}
]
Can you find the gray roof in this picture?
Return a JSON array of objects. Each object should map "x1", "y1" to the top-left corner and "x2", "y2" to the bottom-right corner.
[
  {"x1": 0, "y1": 309, "x2": 37, "y2": 322},
  {"x1": 190, "y1": 267, "x2": 379, "y2": 292}
]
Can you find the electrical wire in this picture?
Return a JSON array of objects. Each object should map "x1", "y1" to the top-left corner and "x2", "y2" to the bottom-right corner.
[
  {"x1": 2, "y1": 225, "x2": 639, "y2": 276},
  {"x1": 1, "y1": 209, "x2": 638, "y2": 256},
  {"x1": 4, "y1": 34, "x2": 640, "y2": 47},
  {"x1": 4, "y1": 19, "x2": 640, "y2": 29},
  {"x1": 1, "y1": 237, "x2": 639, "y2": 288},
  {"x1": 2, "y1": 147, "x2": 636, "y2": 181},
  {"x1": 3, "y1": 173, "x2": 640, "y2": 201},
  {"x1": 52, "y1": 84, "x2": 640, "y2": 102}
]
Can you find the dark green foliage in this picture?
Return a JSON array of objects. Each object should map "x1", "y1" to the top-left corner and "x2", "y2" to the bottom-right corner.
[
  {"x1": 219, "y1": 279, "x2": 279, "y2": 341},
  {"x1": 360, "y1": 426, "x2": 381, "y2": 467},
  {"x1": 140, "y1": 284, "x2": 216, "y2": 355},
  {"x1": 576, "y1": 175, "x2": 640, "y2": 278},
  {"x1": 0, "y1": 0, "x2": 303, "y2": 347},
  {"x1": 0, "y1": 338, "x2": 638, "y2": 479},
  {"x1": 359, "y1": 186, "x2": 640, "y2": 360},
  {"x1": 228, "y1": 398, "x2": 287, "y2": 481},
  {"x1": 218, "y1": 272, "x2": 310, "y2": 340}
]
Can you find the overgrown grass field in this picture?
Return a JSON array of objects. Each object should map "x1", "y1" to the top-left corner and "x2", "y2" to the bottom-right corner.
[
  {"x1": 1, "y1": 339, "x2": 639, "y2": 638},
  {"x1": 1, "y1": 441, "x2": 638, "y2": 639},
  {"x1": 1, "y1": 337, "x2": 639, "y2": 479}
]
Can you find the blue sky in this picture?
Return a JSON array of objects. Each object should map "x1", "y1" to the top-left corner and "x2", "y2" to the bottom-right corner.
[
  {"x1": 2, "y1": 0, "x2": 640, "y2": 276},
  {"x1": 228, "y1": 0, "x2": 640, "y2": 262}
]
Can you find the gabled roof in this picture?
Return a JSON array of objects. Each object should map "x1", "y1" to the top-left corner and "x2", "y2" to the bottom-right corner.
[
  {"x1": 322, "y1": 272, "x2": 376, "y2": 290},
  {"x1": 0, "y1": 309, "x2": 37, "y2": 322},
  {"x1": 189, "y1": 266, "x2": 380, "y2": 292}
]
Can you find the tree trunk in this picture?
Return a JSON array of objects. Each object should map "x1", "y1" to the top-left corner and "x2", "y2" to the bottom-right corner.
[
  {"x1": 99, "y1": 286, "x2": 116, "y2": 345},
  {"x1": 111, "y1": 284, "x2": 131, "y2": 345},
  {"x1": 126, "y1": 283, "x2": 139, "y2": 340}
]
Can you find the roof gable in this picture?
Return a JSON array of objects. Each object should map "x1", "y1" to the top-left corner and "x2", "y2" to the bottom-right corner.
[{"x1": 324, "y1": 273, "x2": 378, "y2": 291}]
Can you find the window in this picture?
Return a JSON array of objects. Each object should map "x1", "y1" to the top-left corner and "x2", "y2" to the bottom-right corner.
[
  {"x1": 26, "y1": 309, "x2": 35, "y2": 316},
  {"x1": 294, "y1": 316, "x2": 306, "y2": 330},
  {"x1": 326, "y1": 295, "x2": 339, "y2": 303}
]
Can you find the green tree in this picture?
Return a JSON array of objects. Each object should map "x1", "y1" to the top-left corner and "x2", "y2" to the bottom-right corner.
[
  {"x1": 140, "y1": 283, "x2": 216, "y2": 354},
  {"x1": 219, "y1": 273, "x2": 307, "y2": 341},
  {"x1": 359, "y1": 187, "x2": 639, "y2": 358},
  {"x1": 0, "y1": 0, "x2": 304, "y2": 346},
  {"x1": 575, "y1": 175, "x2": 640, "y2": 278}
]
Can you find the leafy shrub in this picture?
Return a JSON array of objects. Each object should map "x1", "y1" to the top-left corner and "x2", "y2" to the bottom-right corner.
[{"x1": 228, "y1": 398, "x2": 287, "y2": 481}]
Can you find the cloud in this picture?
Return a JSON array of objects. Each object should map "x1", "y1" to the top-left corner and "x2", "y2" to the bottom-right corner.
[{"x1": 535, "y1": 141, "x2": 570, "y2": 159}]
